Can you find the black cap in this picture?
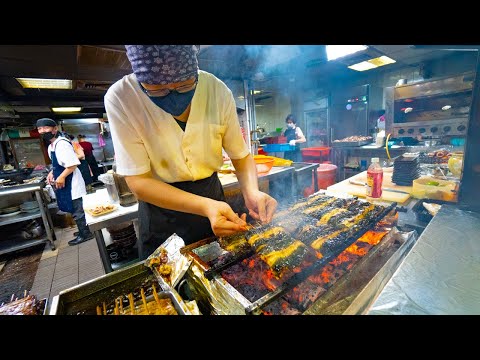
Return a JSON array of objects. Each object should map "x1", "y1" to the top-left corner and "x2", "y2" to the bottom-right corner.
[{"x1": 36, "y1": 118, "x2": 57, "y2": 128}]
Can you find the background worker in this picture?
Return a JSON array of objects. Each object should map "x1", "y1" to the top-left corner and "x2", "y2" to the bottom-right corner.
[{"x1": 281, "y1": 114, "x2": 306, "y2": 162}]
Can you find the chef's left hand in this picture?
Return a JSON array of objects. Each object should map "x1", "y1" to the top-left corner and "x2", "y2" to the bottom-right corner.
[
  {"x1": 244, "y1": 190, "x2": 278, "y2": 223},
  {"x1": 289, "y1": 140, "x2": 296, "y2": 146}
]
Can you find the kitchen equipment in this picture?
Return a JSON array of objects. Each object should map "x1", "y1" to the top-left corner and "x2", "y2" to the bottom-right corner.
[
  {"x1": 392, "y1": 72, "x2": 473, "y2": 138},
  {"x1": 411, "y1": 176, "x2": 458, "y2": 202},
  {"x1": 330, "y1": 84, "x2": 383, "y2": 141},
  {"x1": 328, "y1": 172, "x2": 412, "y2": 204},
  {"x1": 180, "y1": 196, "x2": 416, "y2": 315},
  {"x1": 349, "y1": 179, "x2": 410, "y2": 195},
  {"x1": 49, "y1": 261, "x2": 189, "y2": 315}
]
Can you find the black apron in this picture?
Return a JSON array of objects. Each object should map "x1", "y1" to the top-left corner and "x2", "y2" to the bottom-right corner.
[
  {"x1": 51, "y1": 139, "x2": 75, "y2": 213},
  {"x1": 138, "y1": 172, "x2": 226, "y2": 260},
  {"x1": 283, "y1": 127, "x2": 301, "y2": 162}
]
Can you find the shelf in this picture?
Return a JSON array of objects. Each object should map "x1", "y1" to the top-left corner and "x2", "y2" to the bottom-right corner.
[
  {"x1": 111, "y1": 255, "x2": 140, "y2": 271},
  {"x1": 0, "y1": 236, "x2": 50, "y2": 256},
  {"x1": 0, "y1": 211, "x2": 42, "y2": 226}
]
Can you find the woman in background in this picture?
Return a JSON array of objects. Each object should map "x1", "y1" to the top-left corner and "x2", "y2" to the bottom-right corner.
[
  {"x1": 281, "y1": 114, "x2": 306, "y2": 162},
  {"x1": 77, "y1": 134, "x2": 101, "y2": 182},
  {"x1": 65, "y1": 133, "x2": 93, "y2": 192}
]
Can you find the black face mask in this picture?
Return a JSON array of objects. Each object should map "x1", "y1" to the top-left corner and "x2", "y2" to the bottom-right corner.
[
  {"x1": 41, "y1": 131, "x2": 56, "y2": 144},
  {"x1": 148, "y1": 88, "x2": 196, "y2": 117}
]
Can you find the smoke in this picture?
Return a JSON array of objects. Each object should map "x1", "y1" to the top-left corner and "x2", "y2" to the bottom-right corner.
[{"x1": 243, "y1": 45, "x2": 302, "y2": 78}]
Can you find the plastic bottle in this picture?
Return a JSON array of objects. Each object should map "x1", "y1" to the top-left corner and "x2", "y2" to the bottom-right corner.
[{"x1": 366, "y1": 157, "x2": 383, "y2": 202}]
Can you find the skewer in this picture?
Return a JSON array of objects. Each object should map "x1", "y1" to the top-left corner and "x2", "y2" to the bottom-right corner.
[
  {"x1": 140, "y1": 288, "x2": 149, "y2": 315},
  {"x1": 128, "y1": 293, "x2": 135, "y2": 315},
  {"x1": 96, "y1": 306, "x2": 102, "y2": 315},
  {"x1": 114, "y1": 298, "x2": 120, "y2": 315},
  {"x1": 119, "y1": 296, "x2": 124, "y2": 314},
  {"x1": 103, "y1": 302, "x2": 107, "y2": 315},
  {"x1": 152, "y1": 283, "x2": 161, "y2": 305}
]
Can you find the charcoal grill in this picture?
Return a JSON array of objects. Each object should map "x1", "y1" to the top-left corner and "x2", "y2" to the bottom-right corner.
[{"x1": 180, "y1": 195, "x2": 417, "y2": 315}]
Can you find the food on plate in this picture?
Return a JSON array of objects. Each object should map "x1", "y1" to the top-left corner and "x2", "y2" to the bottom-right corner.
[
  {"x1": 333, "y1": 135, "x2": 372, "y2": 143},
  {"x1": 423, "y1": 202, "x2": 442, "y2": 216},
  {"x1": 86, "y1": 204, "x2": 116, "y2": 216}
]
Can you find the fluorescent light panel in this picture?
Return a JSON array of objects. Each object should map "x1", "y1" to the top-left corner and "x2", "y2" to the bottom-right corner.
[
  {"x1": 16, "y1": 78, "x2": 72, "y2": 89},
  {"x1": 51, "y1": 107, "x2": 82, "y2": 113},
  {"x1": 326, "y1": 45, "x2": 368, "y2": 61},
  {"x1": 348, "y1": 55, "x2": 396, "y2": 71}
]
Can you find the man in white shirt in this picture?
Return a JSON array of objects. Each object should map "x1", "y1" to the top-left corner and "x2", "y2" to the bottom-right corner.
[
  {"x1": 105, "y1": 45, "x2": 277, "y2": 259},
  {"x1": 36, "y1": 118, "x2": 93, "y2": 246}
]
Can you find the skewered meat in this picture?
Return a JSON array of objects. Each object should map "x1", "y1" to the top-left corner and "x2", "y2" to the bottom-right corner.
[{"x1": 0, "y1": 294, "x2": 44, "y2": 315}]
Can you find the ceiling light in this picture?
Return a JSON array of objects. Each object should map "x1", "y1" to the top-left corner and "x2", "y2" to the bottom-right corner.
[
  {"x1": 369, "y1": 56, "x2": 396, "y2": 66},
  {"x1": 442, "y1": 105, "x2": 452, "y2": 111},
  {"x1": 253, "y1": 90, "x2": 263, "y2": 95},
  {"x1": 16, "y1": 78, "x2": 73, "y2": 89},
  {"x1": 348, "y1": 55, "x2": 396, "y2": 72},
  {"x1": 348, "y1": 61, "x2": 378, "y2": 71},
  {"x1": 326, "y1": 45, "x2": 368, "y2": 61},
  {"x1": 51, "y1": 107, "x2": 82, "y2": 113}
]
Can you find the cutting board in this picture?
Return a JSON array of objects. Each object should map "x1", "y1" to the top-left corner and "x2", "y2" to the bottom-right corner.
[{"x1": 327, "y1": 170, "x2": 412, "y2": 204}]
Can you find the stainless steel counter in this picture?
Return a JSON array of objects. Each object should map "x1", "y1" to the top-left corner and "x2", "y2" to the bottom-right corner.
[{"x1": 367, "y1": 204, "x2": 480, "y2": 315}]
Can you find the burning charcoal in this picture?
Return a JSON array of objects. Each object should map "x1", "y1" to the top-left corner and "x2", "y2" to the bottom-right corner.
[
  {"x1": 262, "y1": 298, "x2": 303, "y2": 315},
  {"x1": 283, "y1": 280, "x2": 326, "y2": 311}
]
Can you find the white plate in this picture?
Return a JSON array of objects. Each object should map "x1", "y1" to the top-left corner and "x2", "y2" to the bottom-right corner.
[{"x1": 0, "y1": 210, "x2": 22, "y2": 217}]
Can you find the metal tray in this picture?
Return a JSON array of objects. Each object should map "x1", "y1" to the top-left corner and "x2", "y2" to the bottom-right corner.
[
  {"x1": 108, "y1": 290, "x2": 186, "y2": 315},
  {"x1": 49, "y1": 261, "x2": 184, "y2": 315},
  {"x1": 331, "y1": 139, "x2": 373, "y2": 148}
]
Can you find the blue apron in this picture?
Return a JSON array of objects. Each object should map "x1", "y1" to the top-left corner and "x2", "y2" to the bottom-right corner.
[{"x1": 51, "y1": 139, "x2": 74, "y2": 213}]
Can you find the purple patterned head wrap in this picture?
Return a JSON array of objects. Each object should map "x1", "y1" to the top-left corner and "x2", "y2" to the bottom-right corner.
[{"x1": 125, "y1": 45, "x2": 199, "y2": 85}]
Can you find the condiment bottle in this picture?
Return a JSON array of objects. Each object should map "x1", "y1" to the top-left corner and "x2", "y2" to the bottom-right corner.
[{"x1": 366, "y1": 157, "x2": 383, "y2": 201}]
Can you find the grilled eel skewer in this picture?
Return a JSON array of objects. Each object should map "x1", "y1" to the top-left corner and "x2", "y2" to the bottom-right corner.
[{"x1": 245, "y1": 225, "x2": 320, "y2": 279}]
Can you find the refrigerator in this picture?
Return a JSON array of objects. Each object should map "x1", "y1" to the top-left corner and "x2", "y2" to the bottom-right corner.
[
  {"x1": 330, "y1": 84, "x2": 383, "y2": 141},
  {"x1": 303, "y1": 96, "x2": 330, "y2": 147}
]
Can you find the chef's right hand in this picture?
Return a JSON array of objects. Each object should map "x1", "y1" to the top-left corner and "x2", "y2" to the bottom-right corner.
[{"x1": 206, "y1": 200, "x2": 248, "y2": 237}]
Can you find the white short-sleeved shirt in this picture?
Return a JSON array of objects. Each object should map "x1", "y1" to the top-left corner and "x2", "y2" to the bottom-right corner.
[
  {"x1": 48, "y1": 137, "x2": 86, "y2": 200},
  {"x1": 104, "y1": 70, "x2": 250, "y2": 182}
]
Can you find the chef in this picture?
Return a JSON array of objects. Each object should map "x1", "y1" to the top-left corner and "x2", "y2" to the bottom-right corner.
[{"x1": 104, "y1": 45, "x2": 277, "y2": 259}]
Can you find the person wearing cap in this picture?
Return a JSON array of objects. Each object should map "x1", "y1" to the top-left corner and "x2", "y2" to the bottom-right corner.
[
  {"x1": 36, "y1": 118, "x2": 94, "y2": 245},
  {"x1": 105, "y1": 45, "x2": 277, "y2": 259}
]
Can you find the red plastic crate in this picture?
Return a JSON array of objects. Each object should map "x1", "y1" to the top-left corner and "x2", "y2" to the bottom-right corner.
[{"x1": 301, "y1": 147, "x2": 331, "y2": 157}]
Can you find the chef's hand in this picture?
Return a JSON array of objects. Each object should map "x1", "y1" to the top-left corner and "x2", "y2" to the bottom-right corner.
[
  {"x1": 244, "y1": 190, "x2": 278, "y2": 223},
  {"x1": 289, "y1": 140, "x2": 296, "y2": 146},
  {"x1": 55, "y1": 175, "x2": 66, "y2": 189},
  {"x1": 46, "y1": 171, "x2": 54, "y2": 185},
  {"x1": 206, "y1": 200, "x2": 248, "y2": 237}
]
